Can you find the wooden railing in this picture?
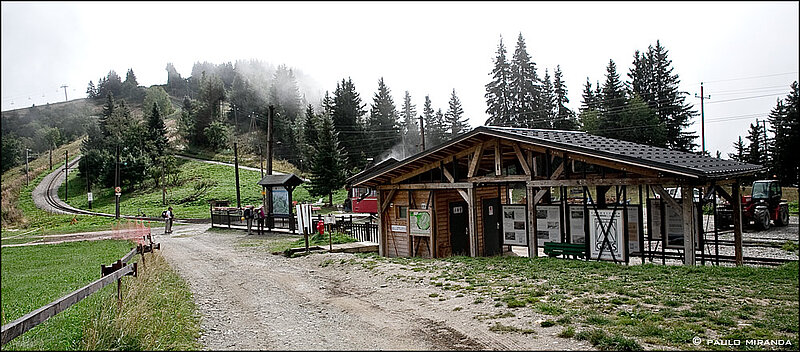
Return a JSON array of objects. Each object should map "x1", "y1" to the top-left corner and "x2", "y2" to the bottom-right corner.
[{"x1": 0, "y1": 236, "x2": 160, "y2": 346}]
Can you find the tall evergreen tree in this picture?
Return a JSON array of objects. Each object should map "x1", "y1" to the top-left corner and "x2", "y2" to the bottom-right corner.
[
  {"x1": 422, "y1": 95, "x2": 446, "y2": 148},
  {"x1": 86, "y1": 81, "x2": 97, "y2": 99},
  {"x1": 768, "y1": 81, "x2": 799, "y2": 185},
  {"x1": 445, "y1": 89, "x2": 469, "y2": 137},
  {"x1": 745, "y1": 122, "x2": 765, "y2": 165},
  {"x1": 332, "y1": 78, "x2": 366, "y2": 170},
  {"x1": 552, "y1": 65, "x2": 578, "y2": 130},
  {"x1": 435, "y1": 109, "x2": 446, "y2": 143},
  {"x1": 400, "y1": 90, "x2": 420, "y2": 157},
  {"x1": 580, "y1": 78, "x2": 596, "y2": 112},
  {"x1": 509, "y1": 33, "x2": 540, "y2": 128},
  {"x1": 537, "y1": 69, "x2": 556, "y2": 128},
  {"x1": 729, "y1": 136, "x2": 746, "y2": 162},
  {"x1": 598, "y1": 59, "x2": 627, "y2": 138},
  {"x1": 629, "y1": 41, "x2": 697, "y2": 151},
  {"x1": 366, "y1": 78, "x2": 400, "y2": 158},
  {"x1": 485, "y1": 35, "x2": 513, "y2": 126},
  {"x1": 309, "y1": 112, "x2": 346, "y2": 206},
  {"x1": 301, "y1": 104, "x2": 319, "y2": 171},
  {"x1": 269, "y1": 65, "x2": 303, "y2": 162},
  {"x1": 619, "y1": 94, "x2": 666, "y2": 146}
]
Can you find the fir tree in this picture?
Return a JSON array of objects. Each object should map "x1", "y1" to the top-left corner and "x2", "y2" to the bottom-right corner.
[
  {"x1": 538, "y1": 69, "x2": 555, "y2": 129},
  {"x1": 400, "y1": 90, "x2": 420, "y2": 157},
  {"x1": 445, "y1": 89, "x2": 469, "y2": 137},
  {"x1": 309, "y1": 112, "x2": 346, "y2": 206},
  {"x1": 366, "y1": 78, "x2": 400, "y2": 158},
  {"x1": 435, "y1": 109, "x2": 446, "y2": 143},
  {"x1": 745, "y1": 122, "x2": 765, "y2": 165},
  {"x1": 509, "y1": 33, "x2": 539, "y2": 128},
  {"x1": 552, "y1": 65, "x2": 578, "y2": 130},
  {"x1": 86, "y1": 81, "x2": 97, "y2": 99},
  {"x1": 580, "y1": 78, "x2": 596, "y2": 112},
  {"x1": 619, "y1": 94, "x2": 666, "y2": 146},
  {"x1": 332, "y1": 78, "x2": 366, "y2": 170},
  {"x1": 768, "y1": 81, "x2": 799, "y2": 185},
  {"x1": 729, "y1": 136, "x2": 746, "y2": 162},
  {"x1": 598, "y1": 59, "x2": 627, "y2": 138},
  {"x1": 485, "y1": 35, "x2": 513, "y2": 126}
]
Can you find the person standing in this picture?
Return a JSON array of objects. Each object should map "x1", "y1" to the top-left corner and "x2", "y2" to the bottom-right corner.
[
  {"x1": 257, "y1": 205, "x2": 266, "y2": 235},
  {"x1": 163, "y1": 206, "x2": 174, "y2": 234},
  {"x1": 244, "y1": 205, "x2": 254, "y2": 235}
]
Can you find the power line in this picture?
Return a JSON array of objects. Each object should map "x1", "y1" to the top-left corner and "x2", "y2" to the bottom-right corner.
[{"x1": 700, "y1": 71, "x2": 798, "y2": 84}]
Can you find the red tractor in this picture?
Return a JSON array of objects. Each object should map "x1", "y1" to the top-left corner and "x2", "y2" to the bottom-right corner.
[{"x1": 716, "y1": 180, "x2": 790, "y2": 230}]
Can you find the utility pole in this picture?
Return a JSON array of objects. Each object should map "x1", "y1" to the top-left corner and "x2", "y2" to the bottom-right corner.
[
  {"x1": 233, "y1": 104, "x2": 238, "y2": 133},
  {"x1": 87, "y1": 166, "x2": 92, "y2": 210},
  {"x1": 695, "y1": 82, "x2": 711, "y2": 155},
  {"x1": 266, "y1": 105, "x2": 274, "y2": 230},
  {"x1": 115, "y1": 145, "x2": 120, "y2": 219},
  {"x1": 25, "y1": 149, "x2": 29, "y2": 186},
  {"x1": 64, "y1": 150, "x2": 68, "y2": 203},
  {"x1": 419, "y1": 115, "x2": 426, "y2": 152},
  {"x1": 234, "y1": 142, "x2": 241, "y2": 208},
  {"x1": 60, "y1": 85, "x2": 68, "y2": 102},
  {"x1": 49, "y1": 146, "x2": 53, "y2": 170}
]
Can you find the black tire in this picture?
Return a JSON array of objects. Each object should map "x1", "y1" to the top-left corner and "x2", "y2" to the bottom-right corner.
[
  {"x1": 757, "y1": 210, "x2": 771, "y2": 231},
  {"x1": 776, "y1": 205, "x2": 789, "y2": 226}
]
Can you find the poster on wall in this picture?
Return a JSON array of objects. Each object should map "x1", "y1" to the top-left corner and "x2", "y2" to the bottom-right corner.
[
  {"x1": 627, "y1": 206, "x2": 641, "y2": 254},
  {"x1": 588, "y1": 209, "x2": 626, "y2": 261},
  {"x1": 568, "y1": 206, "x2": 586, "y2": 244},
  {"x1": 272, "y1": 188, "x2": 290, "y2": 215},
  {"x1": 501, "y1": 205, "x2": 527, "y2": 246},
  {"x1": 664, "y1": 202, "x2": 701, "y2": 249},
  {"x1": 536, "y1": 205, "x2": 561, "y2": 247},
  {"x1": 409, "y1": 209, "x2": 432, "y2": 236}
]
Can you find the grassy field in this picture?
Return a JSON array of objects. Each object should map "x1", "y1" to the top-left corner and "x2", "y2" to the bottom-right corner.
[
  {"x1": 339, "y1": 254, "x2": 799, "y2": 351},
  {"x1": 58, "y1": 158, "x2": 348, "y2": 220},
  {"x1": 1, "y1": 240, "x2": 201, "y2": 350},
  {"x1": 0, "y1": 240, "x2": 133, "y2": 350}
]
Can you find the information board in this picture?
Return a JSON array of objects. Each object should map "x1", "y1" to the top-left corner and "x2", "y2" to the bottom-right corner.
[
  {"x1": 536, "y1": 205, "x2": 561, "y2": 246},
  {"x1": 409, "y1": 209, "x2": 432, "y2": 236},
  {"x1": 588, "y1": 209, "x2": 626, "y2": 261},
  {"x1": 272, "y1": 188, "x2": 290, "y2": 215},
  {"x1": 501, "y1": 204, "x2": 527, "y2": 246}
]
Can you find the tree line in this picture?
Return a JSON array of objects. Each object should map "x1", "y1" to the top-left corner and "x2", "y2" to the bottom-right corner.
[{"x1": 729, "y1": 82, "x2": 799, "y2": 186}]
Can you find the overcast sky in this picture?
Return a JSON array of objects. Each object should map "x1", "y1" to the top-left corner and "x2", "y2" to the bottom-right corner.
[{"x1": 2, "y1": 1, "x2": 798, "y2": 156}]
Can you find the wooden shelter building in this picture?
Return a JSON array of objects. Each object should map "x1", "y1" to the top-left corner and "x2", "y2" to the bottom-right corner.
[{"x1": 346, "y1": 126, "x2": 763, "y2": 266}]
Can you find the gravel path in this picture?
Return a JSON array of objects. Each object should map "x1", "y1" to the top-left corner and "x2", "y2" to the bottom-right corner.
[{"x1": 158, "y1": 228, "x2": 590, "y2": 350}]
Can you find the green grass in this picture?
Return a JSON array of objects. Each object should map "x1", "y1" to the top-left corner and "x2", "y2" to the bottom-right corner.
[
  {"x1": 1, "y1": 240, "x2": 133, "y2": 350},
  {"x1": 341, "y1": 254, "x2": 799, "y2": 350},
  {"x1": 58, "y1": 158, "x2": 325, "y2": 219}
]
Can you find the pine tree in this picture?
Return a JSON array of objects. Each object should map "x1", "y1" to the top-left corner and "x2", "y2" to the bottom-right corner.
[
  {"x1": 552, "y1": 65, "x2": 578, "y2": 130},
  {"x1": 146, "y1": 102, "x2": 169, "y2": 157},
  {"x1": 435, "y1": 108, "x2": 446, "y2": 143},
  {"x1": 768, "y1": 81, "x2": 800, "y2": 185},
  {"x1": 580, "y1": 78, "x2": 596, "y2": 112},
  {"x1": 509, "y1": 33, "x2": 540, "y2": 128},
  {"x1": 309, "y1": 112, "x2": 346, "y2": 206},
  {"x1": 631, "y1": 41, "x2": 697, "y2": 151},
  {"x1": 745, "y1": 122, "x2": 765, "y2": 165},
  {"x1": 301, "y1": 104, "x2": 319, "y2": 171},
  {"x1": 332, "y1": 78, "x2": 366, "y2": 170},
  {"x1": 485, "y1": 35, "x2": 513, "y2": 126},
  {"x1": 445, "y1": 89, "x2": 469, "y2": 137},
  {"x1": 366, "y1": 78, "x2": 400, "y2": 159},
  {"x1": 729, "y1": 136, "x2": 746, "y2": 162},
  {"x1": 400, "y1": 91, "x2": 420, "y2": 157},
  {"x1": 269, "y1": 65, "x2": 302, "y2": 162},
  {"x1": 537, "y1": 69, "x2": 555, "y2": 128},
  {"x1": 619, "y1": 94, "x2": 666, "y2": 146},
  {"x1": 86, "y1": 81, "x2": 97, "y2": 99},
  {"x1": 598, "y1": 59, "x2": 627, "y2": 138},
  {"x1": 100, "y1": 93, "x2": 115, "y2": 137}
]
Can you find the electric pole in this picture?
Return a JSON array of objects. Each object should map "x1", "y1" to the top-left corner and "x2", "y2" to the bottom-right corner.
[
  {"x1": 64, "y1": 150, "x2": 68, "y2": 203},
  {"x1": 60, "y1": 85, "x2": 68, "y2": 102},
  {"x1": 234, "y1": 142, "x2": 241, "y2": 208},
  {"x1": 49, "y1": 146, "x2": 53, "y2": 170},
  {"x1": 266, "y1": 105, "x2": 275, "y2": 230},
  {"x1": 115, "y1": 145, "x2": 120, "y2": 219},
  {"x1": 419, "y1": 115, "x2": 426, "y2": 152},
  {"x1": 695, "y1": 82, "x2": 711, "y2": 155},
  {"x1": 87, "y1": 165, "x2": 92, "y2": 210}
]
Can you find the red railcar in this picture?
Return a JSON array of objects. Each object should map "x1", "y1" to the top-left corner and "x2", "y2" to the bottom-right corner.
[{"x1": 350, "y1": 187, "x2": 378, "y2": 214}]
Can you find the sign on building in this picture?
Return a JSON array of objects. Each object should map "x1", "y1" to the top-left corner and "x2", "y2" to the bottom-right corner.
[
  {"x1": 501, "y1": 204, "x2": 527, "y2": 246},
  {"x1": 588, "y1": 209, "x2": 626, "y2": 261},
  {"x1": 536, "y1": 205, "x2": 561, "y2": 246}
]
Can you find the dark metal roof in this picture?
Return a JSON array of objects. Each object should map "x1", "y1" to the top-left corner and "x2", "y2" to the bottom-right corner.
[
  {"x1": 345, "y1": 157, "x2": 399, "y2": 186},
  {"x1": 348, "y1": 126, "x2": 764, "y2": 187},
  {"x1": 257, "y1": 173, "x2": 305, "y2": 187},
  {"x1": 482, "y1": 126, "x2": 763, "y2": 178}
]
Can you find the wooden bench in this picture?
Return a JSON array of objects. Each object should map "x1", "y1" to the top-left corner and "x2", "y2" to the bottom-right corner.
[{"x1": 543, "y1": 242, "x2": 587, "y2": 260}]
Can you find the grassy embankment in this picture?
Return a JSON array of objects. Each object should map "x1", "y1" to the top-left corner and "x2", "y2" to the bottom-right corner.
[
  {"x1": 337, "y1": 254, "x2": 799, "y2": 351},
  {"x1": 0, "y1": 240, "x2": 201, "y2": 350}
]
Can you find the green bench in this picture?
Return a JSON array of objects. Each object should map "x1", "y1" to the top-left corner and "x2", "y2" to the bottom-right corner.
[{"x1": 543, "y1": 242, "x2": 587, "y2": 260}]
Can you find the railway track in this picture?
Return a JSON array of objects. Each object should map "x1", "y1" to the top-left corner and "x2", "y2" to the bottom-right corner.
[{"x1": 39, "y1": 155, "x2": 207, "y2": 224}]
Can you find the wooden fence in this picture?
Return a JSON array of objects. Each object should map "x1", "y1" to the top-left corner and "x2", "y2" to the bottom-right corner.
[{"x1": 0, "y1": 236, "x2": 159, "y2": 346}]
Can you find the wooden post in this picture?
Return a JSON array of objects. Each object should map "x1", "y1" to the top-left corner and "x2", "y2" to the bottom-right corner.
[
  {"x1": 731, "y1": 181, "x2": 744, "y2": 266},
  {"x1": 526, "y1": 185, "x2": 537, "y2": 258},
  {"x1": 682, "y1": 184, "x2": 696, "y2": 265},
  {"x1": 377, "y1": 190, "x2": 384, "y2": 256},
  {"x1": 467, "y1": 187, "x2": 477, "y2": 257}
]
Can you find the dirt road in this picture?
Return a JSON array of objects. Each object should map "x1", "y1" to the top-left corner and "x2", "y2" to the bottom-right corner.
[{"x1": 159, "y1": 228, "x2": 589, "y2": 350}]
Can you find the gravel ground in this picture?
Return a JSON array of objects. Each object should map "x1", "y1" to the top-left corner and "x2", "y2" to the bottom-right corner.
[{"x1": 158, "y1": 228, "x2": 592, "y2": 351}]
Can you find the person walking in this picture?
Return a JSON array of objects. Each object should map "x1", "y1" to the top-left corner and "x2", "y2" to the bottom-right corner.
[
  {"x1": 162, "y1": 206, "x2": 174, "y2": 234},
  {"x1": 244, "y1": 205, "x2": 254, "y2": 235},
  {"x1": 257, "y1": 205, "x2": 266, "y2": 235}
]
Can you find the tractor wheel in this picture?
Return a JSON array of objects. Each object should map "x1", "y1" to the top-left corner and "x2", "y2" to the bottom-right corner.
[
  {"x1": 757, "y1": 210, "x2": 771, "y2": 231},
  {"x1": 776, "y1": 205, "x2": 789, "y2": 226}
]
